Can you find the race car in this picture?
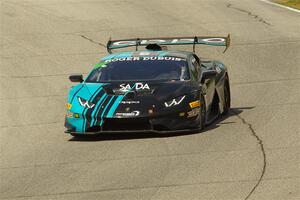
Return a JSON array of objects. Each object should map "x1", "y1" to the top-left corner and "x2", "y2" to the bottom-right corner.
[{"x1": 65, "y1": 35, "x2": 231, "y2": 136}]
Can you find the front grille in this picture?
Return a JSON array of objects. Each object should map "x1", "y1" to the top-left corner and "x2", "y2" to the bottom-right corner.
[{"x1": 102, "y1": 118, "x2": 151, "y2": 131}]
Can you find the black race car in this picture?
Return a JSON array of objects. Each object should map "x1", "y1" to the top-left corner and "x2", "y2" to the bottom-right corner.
[{"x1": 65, "y1": 35, "x2": 231, "y2": 136}]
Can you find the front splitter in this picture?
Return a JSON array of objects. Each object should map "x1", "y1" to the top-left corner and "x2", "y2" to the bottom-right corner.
[{"x1": 65, "y1": 128, "x2": 202, "y2": 135}]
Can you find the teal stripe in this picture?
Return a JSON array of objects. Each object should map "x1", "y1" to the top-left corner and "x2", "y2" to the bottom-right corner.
[
  {"x1": 90, "y1": 94, "x2": 107, "y2": 126},
  {"x1": 93, "y1": 95, "x2": 109, "y2": 126},
  {"x1": 99, "y1": 97, "x2": 115, "y2": 126},
  {"x1": 106, "y1": 96, "x2": 123, "y2": 118}
]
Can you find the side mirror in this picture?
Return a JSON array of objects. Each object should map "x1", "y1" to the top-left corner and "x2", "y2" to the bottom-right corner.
[
  {"x1": 69, "y1": 74, "x2": 83, "y2": 83},
  {"x1": 200, "y1": 70, "x2": 217, "y2": 84}
]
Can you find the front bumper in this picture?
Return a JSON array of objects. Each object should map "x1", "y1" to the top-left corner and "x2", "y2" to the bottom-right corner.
[{"x1": 65, "y1": 113, "x2": 199, "y2": 134}]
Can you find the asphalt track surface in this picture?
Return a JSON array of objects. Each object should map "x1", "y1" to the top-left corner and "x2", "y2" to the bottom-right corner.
[{"x1": 0, "y1": 0, "x2": 299, "y2": 199}]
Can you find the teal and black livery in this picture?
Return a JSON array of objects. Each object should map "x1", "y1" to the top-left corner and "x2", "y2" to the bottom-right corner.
[{"x1": 65, "y1": 35, "x2": 231, "y2": 136}]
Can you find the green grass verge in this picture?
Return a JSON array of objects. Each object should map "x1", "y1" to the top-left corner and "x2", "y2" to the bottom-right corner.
[{"x1": 273, "y1": 0, "x2": 300, "y2": 9}]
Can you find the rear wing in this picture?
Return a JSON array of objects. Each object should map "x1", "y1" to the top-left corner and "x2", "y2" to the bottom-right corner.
[{"x1": 106, "y1": 34, "x2": 230, "y2": 54}]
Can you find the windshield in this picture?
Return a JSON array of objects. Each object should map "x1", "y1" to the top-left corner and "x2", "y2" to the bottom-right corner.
[{"x1": 86, "y1": 57, "x2": 189, "y2": 82}]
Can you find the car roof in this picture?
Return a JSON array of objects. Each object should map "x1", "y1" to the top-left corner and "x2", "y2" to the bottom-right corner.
[{"x1": 100, "y1": 50, "x2": 192, "y2": 61}]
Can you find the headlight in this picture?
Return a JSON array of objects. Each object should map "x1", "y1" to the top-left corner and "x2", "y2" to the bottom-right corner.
[
  {"x1": 164, "y1": 95, "x2": 185, "y2": 107},
  {"x1": 78, "y1": 97, "x2": 95, "y2": 108}
]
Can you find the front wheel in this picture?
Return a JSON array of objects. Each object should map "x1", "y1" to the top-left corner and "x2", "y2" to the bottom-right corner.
[{"x1": 198, "y1": 94, "x2": 206, "y2": 130}]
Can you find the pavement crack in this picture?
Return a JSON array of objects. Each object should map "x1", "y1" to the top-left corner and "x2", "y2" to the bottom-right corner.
[
  {"x1": 231, "y1": 110, "x2": 267, "y2": 200},
  {"x1": 226, "y1": 3, "x2": 271, "y2": 26},
  {"x1": 79, "y1": 35, "x2": 107, "y2": 49}
]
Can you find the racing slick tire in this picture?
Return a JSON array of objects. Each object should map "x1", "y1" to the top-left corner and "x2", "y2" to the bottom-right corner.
[
  {"x1": 198, "y1": 93, "x2": 206, "y2": 130},
  {"x1": 222, "y1": 76, "x2": 231, "y2": 115}
]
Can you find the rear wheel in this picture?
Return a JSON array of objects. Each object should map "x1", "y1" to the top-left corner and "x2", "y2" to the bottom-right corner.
[{"x1": 222, "y1": 77, "x2": 231, "y2": 115}]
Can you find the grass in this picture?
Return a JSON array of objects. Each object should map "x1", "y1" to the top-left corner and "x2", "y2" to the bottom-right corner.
[{"x1": 273, "y1": 0, "x2": 300, "y2": 9}]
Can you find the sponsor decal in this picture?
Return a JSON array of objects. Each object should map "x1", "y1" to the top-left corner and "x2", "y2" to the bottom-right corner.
[
  {"x1": 105, "y1": 57, "x2": 140, "y2": 63},
  {"x1": 115, "y1": 111, "x2": 140, "y2": 117},
  {"x1": 105, "y1": 57, "x2": 183, "y2": 63},
  {"x1": 164, "y1": 96, "x2": 185, "y2": 107},
  {"x1": 187, "y1": 108, "x2": 200, "y2": 118},
  {"x1": 78, "y1": 97, "x2": 95, "y2": 109},
  {"x1": 120, "y1": 83, "x2": 150, "y2": 91},
  {"x1": 111, "y1": 38, "x2": 226, "y2": 47},
  {"x1": 189, "y1": 100, "x2": 201, "y2": 109},
  {"x1": 202, "y1": 38, "x2": 225, "y2": 43},
  {"x1": 120, "y1": 100, "x2": 140, "y2": 104}
]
